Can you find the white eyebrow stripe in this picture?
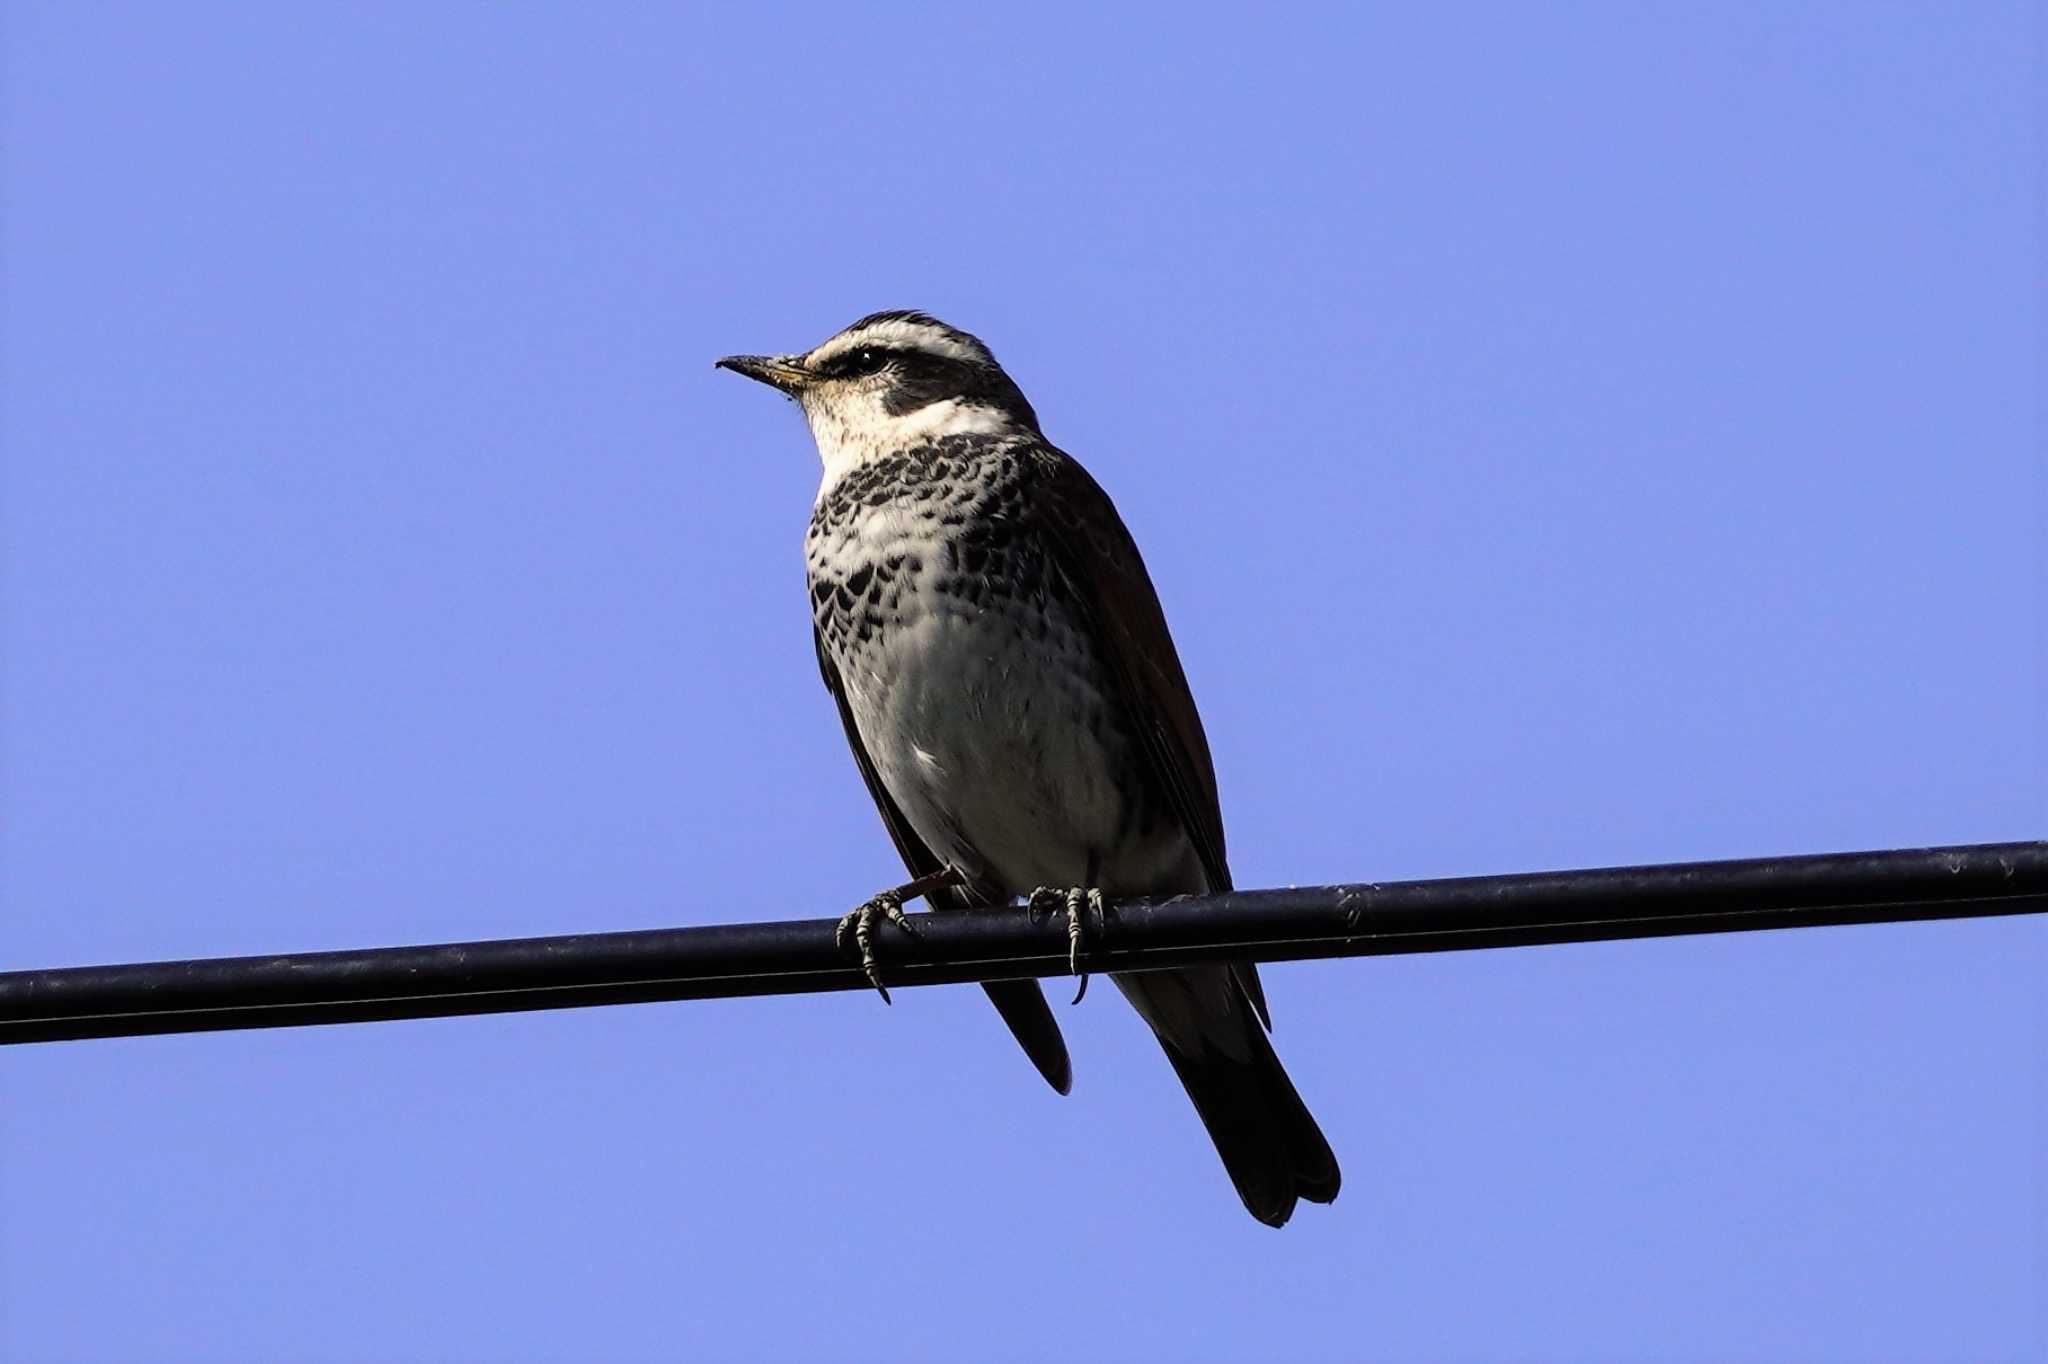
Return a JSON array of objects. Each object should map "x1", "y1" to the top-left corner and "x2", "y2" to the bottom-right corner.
[{"x1": 807, "y1": 317, "x2": 987, "y2": 368}]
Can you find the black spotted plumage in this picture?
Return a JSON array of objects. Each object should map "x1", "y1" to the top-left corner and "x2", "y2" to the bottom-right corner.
[
  {"x1": 803, "y1": 438, "x2": 1056, "y2": 657},
  {"x1": 723, "y1": 311, "x2": 1338, "y2": 1227}
]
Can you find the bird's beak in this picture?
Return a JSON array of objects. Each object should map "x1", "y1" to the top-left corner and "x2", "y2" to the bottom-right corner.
[{"x1": 715, "y1": 353, "x2": 814, "y2": 396}]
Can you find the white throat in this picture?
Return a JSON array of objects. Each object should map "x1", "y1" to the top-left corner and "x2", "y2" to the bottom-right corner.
[{"x1": 805, "y1": 397, "x2": 1018, "y2": 488}]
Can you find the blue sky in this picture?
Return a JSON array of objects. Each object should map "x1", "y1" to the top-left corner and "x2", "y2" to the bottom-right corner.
[{"x1": 1, "y1": 4, "x2": 2039, "y2": 1361}]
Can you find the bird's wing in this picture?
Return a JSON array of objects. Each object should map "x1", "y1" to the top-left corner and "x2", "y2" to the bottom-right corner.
[
  {"x1": 1027, "y1": 446, "x2": 1271, "y2": 1030},
  {"x1": 813, "y1": 627, "x2": 1073, "y2": 1093},
  {"x1": 1028, "y1": 449, "x2": 1341, "y2": 1221}
]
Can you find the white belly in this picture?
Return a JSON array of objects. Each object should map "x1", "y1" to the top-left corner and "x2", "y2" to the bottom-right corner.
[{"x1": 839, "y1": 581, "x2": 1207, "y2": 897}]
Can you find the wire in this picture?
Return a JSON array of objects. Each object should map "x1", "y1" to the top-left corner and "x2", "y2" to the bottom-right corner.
[{"x1": 3, "y1": 840, "x2": 2041, "y2": 1045}]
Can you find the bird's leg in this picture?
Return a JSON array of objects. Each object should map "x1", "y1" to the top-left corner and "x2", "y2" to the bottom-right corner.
[
  {"x1": 836, "y1": 865, "x2": 965, "y2": 1004},
  {"x1": 1027, "y1": 886, "x2": 1108, "y2": 1005}
]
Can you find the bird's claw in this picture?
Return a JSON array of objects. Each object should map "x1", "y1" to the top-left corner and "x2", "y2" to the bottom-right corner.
[
  {"x1": 1030, "y1": 886, "x2": 1107, "y2": 1005},
  {"x1": 836, "y1": 891, "x2": 923, "y2": 1004}
]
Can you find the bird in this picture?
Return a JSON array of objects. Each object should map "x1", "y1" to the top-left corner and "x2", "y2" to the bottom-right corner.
[{"x1": 717, "y1": 311, "x2": 1339, "y2": 1227}]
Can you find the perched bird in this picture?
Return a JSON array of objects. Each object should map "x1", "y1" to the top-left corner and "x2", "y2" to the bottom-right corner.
[{"x1": 718, "y1": 311, "x2": 1339, "y2": 1226}]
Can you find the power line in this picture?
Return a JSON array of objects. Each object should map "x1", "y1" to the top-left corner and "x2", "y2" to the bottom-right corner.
[{"x1": 3, "y1": 840, "x2": 2041, "y2": 1046}]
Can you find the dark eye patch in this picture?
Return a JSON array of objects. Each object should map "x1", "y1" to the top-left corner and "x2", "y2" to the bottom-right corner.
[{"x1": 818, "y1": 345, "x2": 901, "y2": 379}]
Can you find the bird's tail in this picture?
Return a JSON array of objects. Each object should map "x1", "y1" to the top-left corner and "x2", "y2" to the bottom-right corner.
[
  {"x1": 1120, "y1": 967, "x2": 1340, "y2": 1227},
  {"x1": 930, "y1": 882, "x2": 1072, "y2": 1094},
  {"x1": 981, "y1": 979, "x2": 1072, "y2": 1094}
]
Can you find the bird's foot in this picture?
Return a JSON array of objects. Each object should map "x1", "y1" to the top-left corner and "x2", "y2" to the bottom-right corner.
[
  {"x1": 1028, "y1": 886, "x2": 1108, "y2": 1005},
  {"x1": 835, "y1": 866, "x2": 963, "y2": 1004},
  {"x1": 836, "y1": 893, "x2": 920, "y2": 1004}
]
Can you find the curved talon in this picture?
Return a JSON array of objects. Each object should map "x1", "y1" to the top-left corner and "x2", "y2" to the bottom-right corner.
[
  {"x1": 1066, "y1": 888, "x2": 1089, "y2": 1004},
  {"x1": 836, "y1": 892, "x2": 921, "y2": 1004},
  {"x1": 1025, "y1": 885, "x2": 1105, "y2": 1003},
  {"x1": 885, "y1": 898, "x2": 923, "y2": 938}
]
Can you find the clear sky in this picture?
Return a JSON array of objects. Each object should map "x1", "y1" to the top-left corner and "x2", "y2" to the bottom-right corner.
[{"x1": 1, "y1": 4, "x2": 2039, "y2": 1361}]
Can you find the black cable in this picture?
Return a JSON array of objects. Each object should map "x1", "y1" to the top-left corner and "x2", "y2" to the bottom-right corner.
[{"x1": 3, "y1": 840, "x2": 2041, "y2": 1045}]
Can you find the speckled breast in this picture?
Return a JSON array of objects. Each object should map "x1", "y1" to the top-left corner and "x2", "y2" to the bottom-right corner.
[{"x1": 803, "y1": 435, "x2": 1157, "y2": 892}]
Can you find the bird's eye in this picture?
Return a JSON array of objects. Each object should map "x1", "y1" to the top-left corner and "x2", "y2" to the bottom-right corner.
[{"x1": 820, "y1": 346, "x2": 894, "y2": 380}]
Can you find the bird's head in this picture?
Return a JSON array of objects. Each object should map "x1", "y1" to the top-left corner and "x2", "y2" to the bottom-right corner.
[{"x1": 719, "y1": 311, "x2": 1039, "y2": 474}]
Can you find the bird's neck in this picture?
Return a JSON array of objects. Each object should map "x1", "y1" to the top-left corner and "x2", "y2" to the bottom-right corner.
[{"x1": 806, "y1": 399, "x2": 1022, "y2": 490}]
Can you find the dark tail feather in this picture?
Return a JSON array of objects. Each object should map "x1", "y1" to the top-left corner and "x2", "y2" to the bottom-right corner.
[
  {"x1": 1155, "y1": 1008, "x2": 1340, "y2": 1227},
  {"x1": 982, "y1": 980, "x2": 1072, "y2": 1094},
  {"x1": 934, "y1": 882, "x2": 1071, "y2": 1096}
]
